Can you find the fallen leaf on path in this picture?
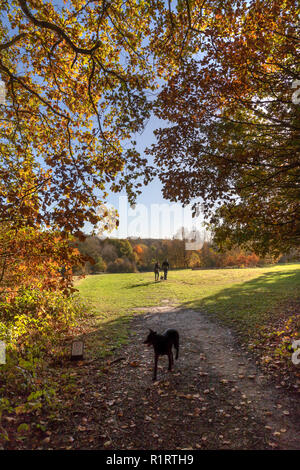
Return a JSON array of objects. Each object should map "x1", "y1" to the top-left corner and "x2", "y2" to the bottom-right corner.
[
  {"x1": 129, "y1": 361, "x2": 140, "y2": 367},
  {"x1": 77, "y1": 425, "x2": 86, "y2": 431},
  {"x1": 268, "y1": 442, "x2": 278, "y2": 448}
]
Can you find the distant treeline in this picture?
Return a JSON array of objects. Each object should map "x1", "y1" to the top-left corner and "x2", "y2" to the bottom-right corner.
[{"x1": 73, "y1": 237, "x2": 300, "y2": 274}]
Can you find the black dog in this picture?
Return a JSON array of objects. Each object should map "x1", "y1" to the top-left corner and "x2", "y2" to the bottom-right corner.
[{"x1": 143, "y1": 328, "x2": 179, "y2": 381}]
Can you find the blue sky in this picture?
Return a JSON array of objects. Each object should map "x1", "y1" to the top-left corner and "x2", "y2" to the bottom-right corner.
[{"x1": 98, "y1": 114, "x2": 205, "y2": 240}]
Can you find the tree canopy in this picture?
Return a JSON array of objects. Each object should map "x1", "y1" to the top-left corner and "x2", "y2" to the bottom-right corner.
[
  {"x1": 148, "y1": 0, "x2": 300, "y2": 254},
  {"x1": 0, "y1": 0, "x2": 181, "y2": 234},
  {"x1": 1, "y1": 0, "x2": 299, "y2": 255}
]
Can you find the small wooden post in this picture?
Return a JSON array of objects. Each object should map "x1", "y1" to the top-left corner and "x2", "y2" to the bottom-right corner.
[{"x1": 71, "y1": 340, "x2": 84, "y2": 361}]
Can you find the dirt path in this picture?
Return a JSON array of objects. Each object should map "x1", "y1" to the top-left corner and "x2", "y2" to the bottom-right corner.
[
  {"x1": 93, "y1": 305, "x2": 299, "y2": 450},
  {"x1": 7, "y1": 305, "x2": 299, "y2": 450}
]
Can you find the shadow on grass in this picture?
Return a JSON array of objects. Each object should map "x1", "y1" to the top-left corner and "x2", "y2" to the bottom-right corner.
[
  {"x1": 72, "y1": 314, "x2": 135, "y2": 360},
  {"x1": 71, "y1": 268, "x2": 300, "y2": 360},
  {"x1": 179, "y1": 269, "x2": 300, "y2": 333},
  {"x1": 125, "y1": 281, "x2": 157, "y2": 289}
]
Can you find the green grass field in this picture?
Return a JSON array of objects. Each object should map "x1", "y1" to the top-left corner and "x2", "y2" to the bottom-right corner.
[{"x1": 76, "y1": 264, "x2": 300, "y2": 357}]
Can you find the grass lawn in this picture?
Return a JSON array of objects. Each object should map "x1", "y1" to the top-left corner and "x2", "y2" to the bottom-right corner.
[{"x1": 75, "y1": 264, "x2": 300, "y2": 357}]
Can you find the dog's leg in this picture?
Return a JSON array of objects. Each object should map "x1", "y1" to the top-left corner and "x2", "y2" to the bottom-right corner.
[
  {"x1": 174, "y1": 336, "x2": 179, "y2": 359},
  {"x1": 153, "y1": 353, "x2": 158, "y2": 381},
  {"x1": 168, "y1": 351, "x2": 173, "y2": 371}
]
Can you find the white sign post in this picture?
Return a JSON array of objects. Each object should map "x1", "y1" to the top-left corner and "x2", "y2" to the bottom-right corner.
[
  {"x1": 0, "y1": 340, "x2": 6, "y2": 364},
  {"x1": 71, "y1": 340, "x2": 84, "y2": 361},
  {"x1": 0, "y1": 80, "x2": 6, "y2": 105}
]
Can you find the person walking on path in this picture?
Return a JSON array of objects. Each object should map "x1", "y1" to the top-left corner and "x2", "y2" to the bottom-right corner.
[
  {"x1": 162, "y1": 259, "x2": 169, "y2": 280},
  {"x1": 154, "y1": 261, "x2": 160, "y2": 282}
]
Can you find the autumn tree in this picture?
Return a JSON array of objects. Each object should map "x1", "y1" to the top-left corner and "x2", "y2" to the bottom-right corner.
[
  {"x1": 0, "y1": 0, "x2": 178, "y2": 235},
  {"x1": 0, "y1": 224, "x2": 82, "y2": 294},
  {"x1": 0, "y1": 0, "x2": 190, "y2": 296},
  {"x1": 187, "y1": 251, "x2": 201, "y2": 268},
  {"x1": 101, "y1": 242, "x2": 118, "y2": 264},
  {"x1": 91, "y1": 256, "x2": 106, "y2": 273},
  {"x1": 148, "y1": 0, "x2": 300, "y2": 255}
]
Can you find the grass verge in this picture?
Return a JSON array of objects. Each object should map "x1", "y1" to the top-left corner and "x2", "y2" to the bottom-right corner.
[{"x1": 76, "y1": 264, "x2": 300, "y2": 370}]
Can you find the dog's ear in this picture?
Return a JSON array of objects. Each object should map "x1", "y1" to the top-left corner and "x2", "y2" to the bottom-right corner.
[{"x1": 149, "y1": 328, "x2": 156, "y2": 334}]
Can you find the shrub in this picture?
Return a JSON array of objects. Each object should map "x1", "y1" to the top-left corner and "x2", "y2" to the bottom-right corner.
[
  {"x1": 106, "y1": 257, "x2": 137, "y2": 273},
  {"x1": 0, "y1": 287, "x2": 85, "y2": 357},
  {"x1": 187, "y1": 252, "x2": 201, "y2": 268},
  {"x1": 0, "y1": 288, "x2": 87, "y2": 424},
  {"x1": 91, "y1": 256, "x2": 107, "y2": 273}
]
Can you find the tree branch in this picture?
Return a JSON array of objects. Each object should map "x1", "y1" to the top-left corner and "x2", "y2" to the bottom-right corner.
[
  {"x1": 0, "y1": 33, "x2": 27, "y2": 51},
  {"x1": 17, "y1": 0, "x2": 101, "y2": 56}
]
